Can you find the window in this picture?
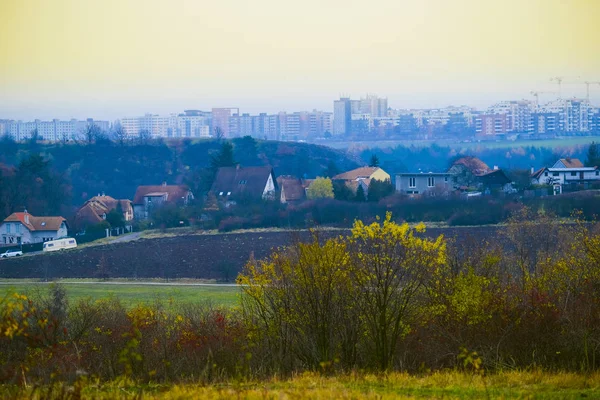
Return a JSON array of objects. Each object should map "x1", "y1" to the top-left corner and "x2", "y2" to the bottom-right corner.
[
  {"x1": 596, "y1": 171, "x2": 599, "y2": 176},
  {"x1": 6, "y1": 224, "x2": 10, "y2": 234},
  {"x1": 570, "y1": 172, "x2": 577, "y2": 176},
  {"x1": 16, "y1": 224, "x2": 20, "y2": 233},
  {"x1": 444, "y1": 176, "x2": 448, "y2": 183},
  {"x1": 409, "y1": 177, "x2": 416, "y2": 188},
  {"x1": 219, "y1": 192, "x2": 223, "y2": 196},
  {"x1": 544, "y1": 172, "x2": 548, "y2": 177},
  {"x1": 227, "y1": 191, "x2": 231, "y2": 195},
  {"x1": 428, "y1": 177, "x2": 435, "y2": 187},
  {"x1": 239, "y1": 180, "x2": 247, "y2": 185},
  {"x1": 553, "y1": 172, "x2": 559, "y2": 177}
]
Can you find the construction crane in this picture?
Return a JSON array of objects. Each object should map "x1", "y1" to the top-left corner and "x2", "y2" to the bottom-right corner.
[
  {"x1": 549, "y1": 76, "x2": 581, "y2": 98},
  {"x1": 530, "y1": 91, "x2": 557, "y2": 108},
  {"x1": 584, "y1": 81, "x2": 600, "y2": 102}
]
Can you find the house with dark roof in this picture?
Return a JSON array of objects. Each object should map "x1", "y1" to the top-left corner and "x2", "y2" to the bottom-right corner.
[
  {"x1": 1, "y1": 211, "x2": 68, "y2": 245},
  {"x1": 133, "y1": 183, "x2": 194, "y2": 219},
  {"x1": 211, "y1": 166, "x2": 277, "y2": 204},
  {"x1": 448, "y1": 156, "x2": 513, "y2": 193},
  {"x1": 531, "y1": 158, "x2": 599, "y2": 193},
  {"x1": 277, "y1": 176, "x2": 307, "y2": 204},
  {"x1": 74, "y1": 195, "x2": 133, "y2": 229}
]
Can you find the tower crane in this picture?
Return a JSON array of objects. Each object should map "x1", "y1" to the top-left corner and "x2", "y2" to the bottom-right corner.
[
  {"x1": 584, "y1": 81, "x2": 600, "y2": 102},
  {"x1": 549, "y1": 76, "x2": 580, "y2": 98},
  {"x1": 530, "y1": 91, "x2": 557, "y2": 108}
]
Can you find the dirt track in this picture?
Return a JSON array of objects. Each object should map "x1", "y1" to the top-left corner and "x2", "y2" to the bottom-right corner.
[{"x1": 0, "y1": 227, "x2": 499, "y2": 280}]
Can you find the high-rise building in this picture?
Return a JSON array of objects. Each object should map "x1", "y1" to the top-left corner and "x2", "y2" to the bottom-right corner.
[
  {"x1": 487, "y1": 100, "x2": 533, "y2": 133},
  {"x1": 334, "y1": 98, "x2": 352, "y2": 135},
  {"x1": 212, "y1": 108, "x2": 239, "y2": 138},
  {"x1": 474, "y1": 113, "x2": 508, "y2": 136},
  {"x1": 564, "y1": 99, "x2": 591, "y2": 132},
  {"x1": 3, "y1": 118, "x2": 110, "y2": 141}
]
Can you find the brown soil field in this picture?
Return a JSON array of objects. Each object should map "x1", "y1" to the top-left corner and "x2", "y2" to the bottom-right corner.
[{"x1": 0, "y1": 226, "x2": 500, "y2": 280}]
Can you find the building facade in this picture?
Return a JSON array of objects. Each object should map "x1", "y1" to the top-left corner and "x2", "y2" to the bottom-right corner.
[{"x1": 3, "y1": 119, "x2": 110, "y2": 141}]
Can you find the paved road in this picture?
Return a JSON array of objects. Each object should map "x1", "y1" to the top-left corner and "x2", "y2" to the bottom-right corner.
[{"x1": 107, "y1": 232, "x2": 143, "y2": 243}]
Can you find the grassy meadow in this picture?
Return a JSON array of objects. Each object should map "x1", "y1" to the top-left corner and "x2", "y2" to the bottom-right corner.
[
  {"x1": 0, "y1": 282, "x2": 241, "y2": 308},
  {"x1": 4, "y1": 371, "x2": 600, "y2": 399}
]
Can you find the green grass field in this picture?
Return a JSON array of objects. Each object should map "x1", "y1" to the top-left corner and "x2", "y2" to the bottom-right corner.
[
  {"x1": 324, "y1": 136, "x2": 599, "y2": 150},
  {"x1": 4, "y1": 371, "x2": 600, "y2": 399},
  {"x1": 0, "y1": 282, "x2": 242, "y2": 308}
]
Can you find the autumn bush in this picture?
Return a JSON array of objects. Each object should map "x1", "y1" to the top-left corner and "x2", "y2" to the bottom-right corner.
[{"x1": 2, "y1": 211, "x2": 600, "y2": 386}]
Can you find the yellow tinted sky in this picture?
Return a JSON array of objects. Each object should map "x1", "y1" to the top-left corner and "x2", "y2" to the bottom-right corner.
[{"x1": 0, "y1": 0, "x2": 599, "y2": 119}]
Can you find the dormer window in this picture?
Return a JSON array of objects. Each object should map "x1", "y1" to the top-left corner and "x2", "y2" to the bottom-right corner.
[
  {"x1": 239, "y1": 180, "x2": 247, "y2": 185},
  {"x1": 102, "y1": 213, "x2": 107, "y2": 220},
  {"x1": 219, "y1": 192, "x2": 224, "y2": 196},
  {"x1": 41, "y1": 222, "x2": 46, "y2": 227}
]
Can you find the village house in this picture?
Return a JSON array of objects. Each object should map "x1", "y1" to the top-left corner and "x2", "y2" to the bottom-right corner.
[
  {"x1": 395, "y1": 172, "x2": 453, "y2": 195},
  {"x1": 332, "y1": 166, "x2": 391, "y2": 197},
  {"x1": 133, "y1": 183, "x2": 194, "y2": 219},
  {"x1": 1, "y1": 211, "x2": 68, "y2": 245},
  {"x1": 211, "y1": 166, "x2": 277, "y2": 205},
  {"x1": 448, "y1": 156, "x2": 513, "y2": 193},
  {"x1": 277, "y1": 176, "x2": 308, "y2": 205},
  {"x1": 531, "y1": 158, "x2": 599, "y2": 194},
  {"x1": 74, "y1": 194, "x2": 133, "y2": 230}
]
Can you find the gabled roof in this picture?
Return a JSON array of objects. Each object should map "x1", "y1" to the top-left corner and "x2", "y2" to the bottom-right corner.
[
  {"x1": 277, "y1": 176, "x2": 306, "y2": 202},
  {"x1": 211, "y1": 166, "x2": 276, "y2": 198},
  {"x1": 76, "y1": 195, "x2": 132, "y2": 226},
  {"x1": 531, "y1": 167, "x2": 547, "y2": 179},
  {"x1": 333, "y1": 167, "x2": 380, "y2": 181},
  {"x1": 553, "y1": 158, "x2": 584, "y2": 168},
  {"x1": 3, "y1": 212, "x2": 67, "y2": 232},
  {"x1": 133, "y1": 184, "x2": 191, "y2": 205},
  {"x1": 450, "y1": 157, "x2": 491, "y2": 176},
  {"x1": 479, "y1": 169, "x2": 511, "y2": 186}
]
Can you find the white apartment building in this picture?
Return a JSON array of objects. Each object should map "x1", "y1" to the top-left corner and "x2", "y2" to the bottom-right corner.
[
  {"x1": 2, "y1": 119, "x2": 110, "y2": 141},
  {"x1": 487, "y1": 100, "x2": 533, "y2": 133},
  {"x1": 120, "y1": 111, "x2": 211, "y2": 139}
]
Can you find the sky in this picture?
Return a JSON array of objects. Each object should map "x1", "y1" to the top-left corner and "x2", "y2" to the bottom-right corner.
[{"x1": 1, "y1": 0, "x2": 599, "y2": 121}]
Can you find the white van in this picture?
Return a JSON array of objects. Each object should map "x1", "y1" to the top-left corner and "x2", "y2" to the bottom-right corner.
[{"x1": 43, "y1": 238, "x2": 78, "y2": 252}]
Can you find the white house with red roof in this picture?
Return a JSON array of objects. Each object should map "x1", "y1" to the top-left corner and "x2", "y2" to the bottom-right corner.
[{"x1": 1, "y1": 211, "x2": 68, "y2": 245}]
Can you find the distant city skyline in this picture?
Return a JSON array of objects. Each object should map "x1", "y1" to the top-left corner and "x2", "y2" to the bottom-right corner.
[{"x1": 1, "y1": 0, "x2": 599, "y2": 121}]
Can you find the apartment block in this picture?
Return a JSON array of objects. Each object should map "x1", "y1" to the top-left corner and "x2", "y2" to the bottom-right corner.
[{"x1": 3, "y1": 118, "x2": 110, "y2": 141}]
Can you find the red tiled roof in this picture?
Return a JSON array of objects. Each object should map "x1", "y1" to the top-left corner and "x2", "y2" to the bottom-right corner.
[
  {"x1": 559, "y1": 158, "x2": 584, "y2": 168},
  {"x1": 451, "y1": 157, "x2": 491, "y2": 176},
  {"x1": 133, "y1": 185, "x2": 192, "y2": 205},
  {"x1": 3, "y1": 212, "x2": 66, "y2": 231}
]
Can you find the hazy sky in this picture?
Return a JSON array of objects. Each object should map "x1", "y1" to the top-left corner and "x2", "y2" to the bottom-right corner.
[{"x1": 1, "y1": 0, "x2": 599, "y2": 121}]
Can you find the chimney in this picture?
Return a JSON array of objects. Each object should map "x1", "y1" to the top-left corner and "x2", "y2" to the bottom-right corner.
[
  {"x1": 236, "y1": 164, "x2": 241, "y2": 170},
  {"x1": 493, "y1": 165, "x2": 499, "y2": 170},
  {"x1": 162, "y1": 182, "x2": 167, "y2": 187},
  {"x1": 531, "y1": 166, "x2": 534, "y2": 174},
  {"x1": 24, "y1": 209, "x2": 29, "y2": 225}
]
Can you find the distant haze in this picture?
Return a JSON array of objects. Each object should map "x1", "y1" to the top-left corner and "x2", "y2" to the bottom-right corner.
[{"x1": 1, "y1": 0, "x2": 599, "y2": 120}]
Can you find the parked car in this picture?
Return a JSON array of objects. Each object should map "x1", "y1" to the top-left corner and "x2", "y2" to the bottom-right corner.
[
  {"x1": 1, "y1": 249, "x2": 23, "y2": 258},
  {"x1": 43, "y1": 238, "x2": 78, "y2": 252}
]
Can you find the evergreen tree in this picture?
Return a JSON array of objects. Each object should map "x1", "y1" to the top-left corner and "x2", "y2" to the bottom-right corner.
[
  {"x1": 368, "y1": 179, "x2": 394, "y2": 202},
  {"x1": 333, "y1": 180, "x2": 354, "y2": 201},
  {"x1": 211, "y1": 141, "x2": 236, "y2": 172},
  {"x1": 355, "y1": 184, "x2": 366, "y2": 202},
  {"x1": 369, "y1": 154, "x2": 380, "y2": 168},
  {"x1": 585, "y1": 142, "x2": 600, "y2": 167},
  {"x1": 322, "y1": 160, "x2": 340, "y2": 178}
]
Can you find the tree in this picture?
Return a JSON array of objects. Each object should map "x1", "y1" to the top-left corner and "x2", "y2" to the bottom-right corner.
[
  {"x1": 213, "y1": 126, "x2": 224, "y2": 141},
  {"x1": 322, "y1": 160, "x2": 340, "y2": 178},
  {"x1": 348, "y1": 213, "x2": 446, "y2": 370},
  {"x1": 367, "y1": 179, "x2": 394, "y2": 202},
  {"x1": 84, "y1": 124, "x2": 103, "y2": 144},
  {"x1": 105, "y1": 207, "x2": 125, "y2": 229},
  {"x1": 235, "y1": 136, "x2": 259, "y2": 165},
  {"x1": 210, "y1": 141, "x2": 236, "y2": 172},
  {"x1": 585, "y1": 142, "x2": 600, "y2": 167},
  {"x1": 369, "y1": 154, "x2": 380, "y2": 168},
  {"x1": 333, "y1": 180, "x2": 354, "y2": 201},
  {"x1": 112, "y1": 123, "x2": 128, "y2": 146},
  {"x1": 354, "y1": 184, "x2": 366, "y2": 202},
  {"x1": 306, "y1": 177, "x2": 334, "y2": 199},
  {"x1": 138, "y1": 129, "x2": 152, "y2": 145}
]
